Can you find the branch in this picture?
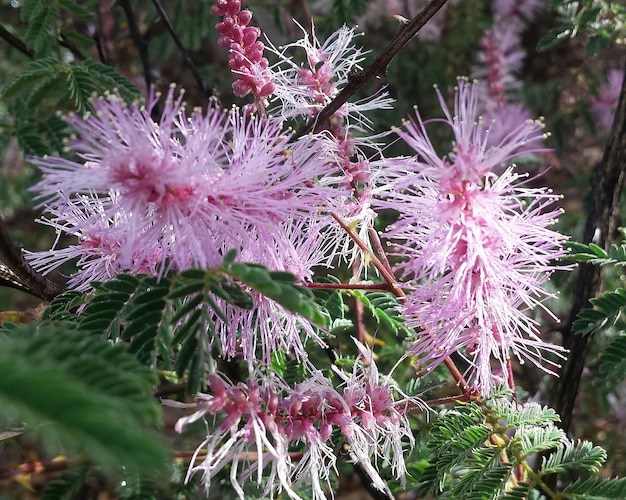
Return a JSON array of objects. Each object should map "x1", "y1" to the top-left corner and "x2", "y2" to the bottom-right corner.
[
  {"x1": 0, "y1": 24, "x2": 34, "y2": 59},
  {"x1": 0, "y1": 215, "x2": 64, "y2": 301},
  {"x1": 294, "y1": 0, "x2": 449, "y2": 138},
  {"x1": 150, "y1": 0, "x2": 212, "y2": 100},
  {"x1": 332, "y1": 212, "x2": 473, "y2": 395},
  {"x1": 118, "y1": 0, "x2": 152, "y2": 92},
  {"x1": 549, "y1": 57, "x2": 626, "y2": 433}
]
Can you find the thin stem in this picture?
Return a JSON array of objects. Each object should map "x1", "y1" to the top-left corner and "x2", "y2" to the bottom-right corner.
[
  {"x1": 352, "y1": 260, "x2": 367, "y2": 343},
  {"x1": 118, "y1": 0, "x2": 152, "y2": 92},
  {"x1": 332, "y1": 212, "x2": 404, "y2": 300},
  {"x1": 332, "y1": 212, "x2": 473, "y2": 395},
  {"x1": 368, "y1": 226, "x2": 394, "y2": 275},
  {"x1": 0, "y1": 215, "x2": 64, "y2": 301},
  {"x1": 294, "y1": 0, "x2": 449, "y2": 138},
  {"x1": 0, "y1": 24, "x2": 34, "y2": 58},
  {"x1": 150, "y1": 0, "x2": 212, "y2": 100}
]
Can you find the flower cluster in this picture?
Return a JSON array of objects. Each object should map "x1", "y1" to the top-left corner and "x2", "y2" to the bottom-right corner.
[
  {"x1": 378, "y1": 80, "x2": 568, "y2": 394},
  {"x1": 24, "y1": 4, "x2": 574, "y2": 496},
  {"x1": 168, "y1": 343, "x2": 414, "y2": 500},
  {"x1": 211, "y1": 0, "x2": 275, "y2": 105}
]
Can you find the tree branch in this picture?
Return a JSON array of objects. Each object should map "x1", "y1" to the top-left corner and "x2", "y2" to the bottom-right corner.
[
  {"x1": 293, "y1": 0, "x2": 449, "y2": 139},
  {"x1": 118, "y1": 0, "x2": 153, "y2": 92},
  {"x1": 0, "y1": 23, "x2": 34, "y2": 59},
  {"x1": 0, "y1": 215, "x2": 64, "y2": 301},
  {"x1": 549, "y1": 58, "x2": 626, "y2": 433},
  {"x1": 150, "y1": 0, "x2": 212, "y2": 100}
]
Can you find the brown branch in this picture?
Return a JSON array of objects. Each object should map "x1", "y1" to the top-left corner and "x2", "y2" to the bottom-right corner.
[
  {"x1": 59, "y1": 32, "x2": 87, "y2": 60},
  {"x1": 150, "y1": 0, "x2": 212, "y2": 100},
  {"x1": 549, "y1": 57, "x2": 626, "y2": 434},
  {"x1": 118, "y1": 0, "x2": 152, "y2": 92},
  {"x1": 293, "y1": 0, "x2": 449, "y2": 139},
  {"x1": 0, "y1": 215, "x2": 64, "y2": 301},
  {"x1": 332, "y1": 212, "x2": 473, "y2": 395},
  {"x1": 0, "y1": 24, "x2": 34, "y2": 59}
]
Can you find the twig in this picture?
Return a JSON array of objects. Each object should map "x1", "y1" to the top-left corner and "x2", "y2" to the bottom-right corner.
[
  {"x1": 150, "y1": 0, "x2": 212, "y2": 100},
  {"x1": 0, "y1": 215, "x2": 64, "y2": 301},
  {"x1": 368, "y1": 226, "x2": 394, "y2": 275},
  {"x1": 293, "y1": 0, "x2": 449, "y2": 139},
  {"x1": 332, "y1": 213, "x2": 404, "y2": 300},
  {"x1": 59, "y1": 32, "x2": 86, "y2": 60},
  {"x1": 118, "y1": 0, "x2": 152, "y2": 92},
  {"x1": 332, "y1": 212, "x2": 473, "y2": 395},
  {"x1": 0, "y1": 24, "x2": 34, "y2": 59},
  {"x1": 0, "y1": 458, "x2": 71, "y2": 479}
]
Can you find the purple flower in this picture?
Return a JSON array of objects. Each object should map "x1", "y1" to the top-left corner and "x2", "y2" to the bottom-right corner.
[
  {"x1": 212, "y1": 0, "x2": 275, "y2": 106},
  {"x1": 378, "y1": 80, "x2": 568, "y2": 394}
]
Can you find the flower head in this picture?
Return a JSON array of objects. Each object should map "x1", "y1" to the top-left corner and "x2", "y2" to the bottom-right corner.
[{"x1": 378, "y1": 80, "x2": 568, "y2": 394}]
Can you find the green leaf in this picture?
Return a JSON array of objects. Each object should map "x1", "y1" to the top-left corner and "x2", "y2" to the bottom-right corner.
[
  {"x1": 25, "y1": 5, "x2": 56, "y2": 55},
  {"x1": 226, "y1": 262, "x2": 329, "y2": 326},
  {"x1": 599, "y1": 334, "x2": 626, "y2": 382},
  {"x1": 55, "y1": 0, "x2": 96, "y2": 20},
  {"x1": 561, "y1": 476, "x2": 626, "y2": 499},
  {"x1": 541, "y1": 440, "x2": 607, "y2": 476},
  {"x1": 0, "y1": 323, "x2": 167, "y2": 472},
  {"x1": 41, "y1": 467, "x2": 92, "y2": 500}
]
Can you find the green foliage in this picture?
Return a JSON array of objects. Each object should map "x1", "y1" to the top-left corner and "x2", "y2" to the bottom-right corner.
[
  {"x1": 572, "y1": 288, "x2": 626, "y2": 336},
  {"x1": 40, "y1": 467, "x2": 92, "y2": 500},
  {"x1": 45, "y1": 256, "x2": 329, "y2": 394},
  {"x1": 352, "y1": 289, "x2": 410, "y2": 336},
  {"x1": 598, "y1": 334, "x2": 626, "y2": 382},
  {"x1": 410, "y1": 398, "x2": 613, "y2": 499},
  {"x1": 331, "y1": 0, "x2": 370, "y2": 26},
  {"x1": 565, "y1": 241, "x2": 626, "y2": 266},
  {"x1": 226, "y1": 262, "x2": 330, "y2": 327},
  {"x1": 539, "y1": 0, "x2": 626, "y2": 54},
  {"x1": 541, "y1": 440, "x2": 607, "y2": 476},
  {"x1": 561, "y1": 476, "x2": 626, "y2": 499},
  {"x1": 0, "y1": 322, "x2": 168, "y2": 472}
]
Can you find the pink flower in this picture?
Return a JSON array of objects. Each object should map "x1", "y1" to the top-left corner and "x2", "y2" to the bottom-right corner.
[
  {"x1": 269, "y1": 25, "x2": 393, "y2": 275},
  {"x1": 378, "y1": 80, "x2": 568, "y2": 394},
  {"x1": 212, "y1": 0, "x2": 275, "y2": 105},
  {"x1": 591, "y1": 69, "x2": 624, "y2": 130},
  {"x1": 268, "y1": 24, "x2": 393, "y2": 128},
  {"x1": 28, "y1": 88, "x2": 340, "y2": 281},
  {"x1": 168, "y1": 345, "x2": 416, "y2": 500}
]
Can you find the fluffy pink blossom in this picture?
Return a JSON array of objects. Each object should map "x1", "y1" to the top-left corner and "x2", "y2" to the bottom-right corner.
[
  {"x1": 378, "y1": 80, "x2": 568, "y2": 394},
  {"x1": 591, "y1": 69, "x2": 624, "y2": 130},
  {"x1": 168, "y1": 343, "x2": 415, "y2": 500},
  {"x1": 27, "y1": 88, "x2": 348, "y2": 362}
]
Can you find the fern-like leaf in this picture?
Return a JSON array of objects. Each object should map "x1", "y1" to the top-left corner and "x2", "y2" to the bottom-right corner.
[
  {"x1": 0, "y1": 323, "x2": 167, "y2": 471},
  {"x1": 561, "y1": 476, "x2": 626, "y2": 499},
  {"x1": 572, "y1": 289, "x2": 626, "y2": 335},
  {"x1": 599, "y1": 334, "x2": 626, "y2": 383},
  {"x1": 540, "y1": 440, "x2": 607, "y2": 476}
]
